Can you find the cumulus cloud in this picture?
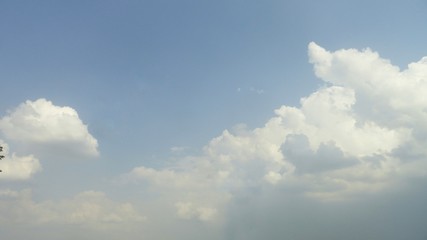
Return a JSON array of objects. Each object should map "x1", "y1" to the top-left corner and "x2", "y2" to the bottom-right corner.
[
  {"x1": 308, "y1": 42, "x2": 427, "y2": 129},
  {"x1": 0, "y1": 99, "x2": 99, "y2": 158},
  {"x1": 121, "y1": 41, "x2": 427, "y2": 222},
  {"x1": 3, "y1": 43, "x2": 426, "y2": 240},
  {"x1": 0, "y1": 140, "x2": 41, "y2": 180},
  {"x1": 281, "y1": 134, "x2": 359, "y2": 174}
]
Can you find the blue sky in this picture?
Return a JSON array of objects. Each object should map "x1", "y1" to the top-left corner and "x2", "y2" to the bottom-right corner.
[{"x1": 1, "y1": 1, "x2": 427, "y2": 239}]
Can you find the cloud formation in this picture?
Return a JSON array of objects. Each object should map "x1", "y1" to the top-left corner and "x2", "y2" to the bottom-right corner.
[
  {"x1": 3, "y1": 43, "x2": 427, "y2": 239},
  {"x1": 0, "y1": 140, "x2": 41, "y2": 180},
  {"x1": 0, "y1": 99, "x2": 99, "y2": 181},
  {"x1": 0, "y1": 98, "x2": 99, "y2": 158},
  {"x1": 123, "y1": 42, "x2": 427, "y2": 224}
]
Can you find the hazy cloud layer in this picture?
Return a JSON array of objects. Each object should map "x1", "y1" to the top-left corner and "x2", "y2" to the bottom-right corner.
[{"x1": 0, "y1": 189, "x2": 145, "y2": 229}]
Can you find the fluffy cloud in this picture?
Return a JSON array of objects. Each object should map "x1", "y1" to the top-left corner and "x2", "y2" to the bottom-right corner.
[
  {"x1": 0, "y1": 140, "x2": 41, "y2": 180},
  {"x1": 308, "y1": 42, "x2": 427, "y2": 130},
  {"x1": 122, "y1": 42, "x2": 427, "y2": 222},
  {"x1": 0, "y1": 99, "x2": 99, "y2": 158}
]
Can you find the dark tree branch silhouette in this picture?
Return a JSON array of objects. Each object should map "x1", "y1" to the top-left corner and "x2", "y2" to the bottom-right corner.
[{"x1": 0, "y1": 146, "x2": 4, "y2": 172}]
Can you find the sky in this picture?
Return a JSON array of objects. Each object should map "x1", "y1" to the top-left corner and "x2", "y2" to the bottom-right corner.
[{"x1": 1, "y1": 0, "x2": 427, "y2": 239}]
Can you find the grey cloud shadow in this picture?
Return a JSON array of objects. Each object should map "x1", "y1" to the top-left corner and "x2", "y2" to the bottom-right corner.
[{"x1": 281, "y1": 134, "x2": 358, "y2": 174}]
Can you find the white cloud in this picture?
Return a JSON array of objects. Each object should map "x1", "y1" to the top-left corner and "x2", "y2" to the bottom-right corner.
[
  {"x1": 308, "y1": 42, "x2": 427, "y2": 129},
  {"x1": 120, "y1": 42, "x2": 427, "y2": 228},
  {"x1": 0, "y1": 99, "x2": 99, "y2": 158},
  {"x1": 275, "y1": 86, "x2": 409, "y2": 157},
  {"x1": 0, "y1": 140, "x2": 41, "y2": 180},
  {"x1": 3, "y1": 42, "x2": 426, "y2": 239}
]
